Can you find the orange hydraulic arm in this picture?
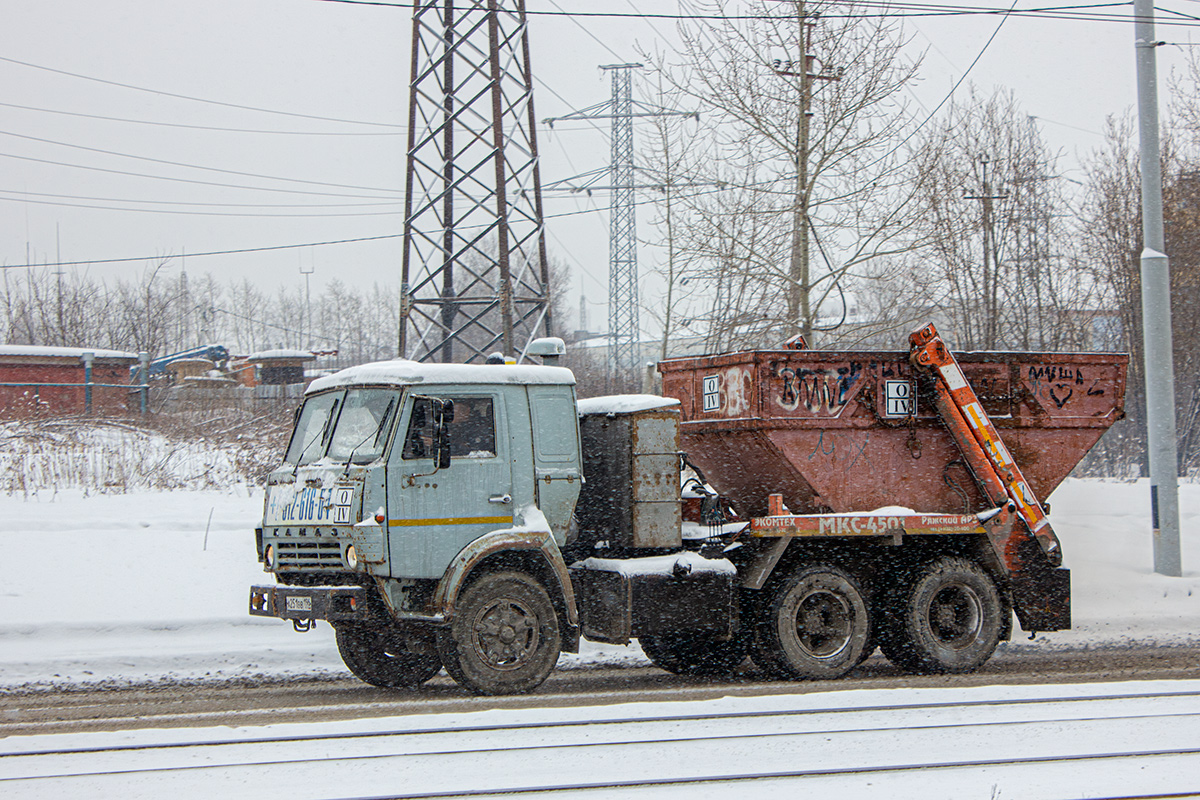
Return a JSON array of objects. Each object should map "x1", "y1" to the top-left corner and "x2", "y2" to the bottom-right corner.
[{"x1": 909, "y1": 323, "x2": 1063, "y2": 568}]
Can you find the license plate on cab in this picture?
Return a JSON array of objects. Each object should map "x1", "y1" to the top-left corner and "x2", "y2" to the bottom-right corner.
[{"x1": 285, "y1": 595, "x2": 313, "y2": 612}]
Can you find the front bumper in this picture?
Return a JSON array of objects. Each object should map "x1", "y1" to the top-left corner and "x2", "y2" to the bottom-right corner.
[{"x1": 249, "y1": 584, "x2": 380, "y2": 624}]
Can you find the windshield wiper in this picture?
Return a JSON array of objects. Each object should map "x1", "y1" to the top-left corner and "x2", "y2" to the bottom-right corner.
[
  {"x1": 292, "y1": 399, "x2": 340, "y2": 477},
  {"x1": 342, "y1": 398, "x2": 396, "y2": 476}
]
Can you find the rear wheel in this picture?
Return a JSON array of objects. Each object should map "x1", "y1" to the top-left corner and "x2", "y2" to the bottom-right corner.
[
  {"x1": 879, "y1": 557, "x2": 1003, "y2": 674},
  {"x1": 639, "y1": 631, "x2": 748, "y2": 676},
  {"x1": 750, "y1": 564, "x2": 872, "y2": 680},
  {"x1": 437, "y1": 571, "x2": 561, "y2": 695},
  {"x1": 335, "y1": 624, "x2": 442, "y2": 688}
]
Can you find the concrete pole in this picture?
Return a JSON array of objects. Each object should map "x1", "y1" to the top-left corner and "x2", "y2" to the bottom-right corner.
[
  {"x1": 82, "y1": 351, "x2": 94, "y2": 415},
  {"x1": 1134, "y1": 0, "x2": 1182, "y2": 576},
  {"x1": 138, "y1": 351, "x2": 150, "y2": 415}
]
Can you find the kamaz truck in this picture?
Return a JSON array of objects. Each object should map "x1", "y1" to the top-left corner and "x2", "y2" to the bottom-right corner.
[{"x1": 249, "y1": 326, "x2": 1127, "y2": 695}]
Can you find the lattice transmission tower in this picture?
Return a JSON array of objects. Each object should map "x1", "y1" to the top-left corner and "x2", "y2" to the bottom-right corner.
[
  {"x1": 399, "y1": 0, "x2": 552, "y2": 363},
  {"x1": 606, "y1": 65, "x2": 639, "y2": 378},
  {"x1": 545, "y1": 64, "x2": 695, "y2": 379}
]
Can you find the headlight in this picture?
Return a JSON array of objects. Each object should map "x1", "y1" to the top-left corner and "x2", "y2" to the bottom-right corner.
[
  {"x1": 346, "y1": 544, "x2": 359, "y2": 570},
  {"x1": 264, "y1": 544, "x2": 275, "y2": 570}
]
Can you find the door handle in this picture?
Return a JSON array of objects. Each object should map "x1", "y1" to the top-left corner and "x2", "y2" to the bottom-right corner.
[{"x1": 489, "y1": 493, "x2": 512, "y2": 504}]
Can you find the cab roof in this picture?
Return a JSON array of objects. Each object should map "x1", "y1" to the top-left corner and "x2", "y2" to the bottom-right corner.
[{"x1": 306, "y1": 359, "x2": 576, "y2": 395}]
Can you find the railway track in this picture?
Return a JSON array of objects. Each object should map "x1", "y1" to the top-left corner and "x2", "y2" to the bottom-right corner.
[{"x1": 4, "y1": 683, "x2": 1200, "y2": 799}]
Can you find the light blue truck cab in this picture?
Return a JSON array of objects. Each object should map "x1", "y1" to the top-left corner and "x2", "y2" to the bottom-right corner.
[{"x1": 251, "y1": 344, "x2": 586, "y2": 694}]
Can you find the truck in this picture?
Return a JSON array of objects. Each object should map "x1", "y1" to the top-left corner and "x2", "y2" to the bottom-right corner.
[{"x1": 249, "y1": 324, "x2": 1128, "y2": 695}]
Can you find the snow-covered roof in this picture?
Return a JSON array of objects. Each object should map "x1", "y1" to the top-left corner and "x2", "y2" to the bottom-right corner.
[
  {"x1": 577, "y1": 394, "x2": 680, "y2": 416},
  {"x1": 0, "y1": 344, "x2": 139, "y2": 361},
  {"x1": 242, "y1": 349, "x2": 315, "y2": 362},
  {"x1": 307, "y1": 359, "x2": 575, "y2": 394}
]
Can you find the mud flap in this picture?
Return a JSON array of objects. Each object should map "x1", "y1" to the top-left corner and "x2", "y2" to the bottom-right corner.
[{"x1": 1011, "y1": 567, "x2": 1070, "y2": 632}]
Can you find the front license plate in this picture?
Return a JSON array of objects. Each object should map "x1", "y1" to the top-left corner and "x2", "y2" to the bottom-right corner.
[{"x1": 285, "y1": 595, "x2": 313, "y2": 612}]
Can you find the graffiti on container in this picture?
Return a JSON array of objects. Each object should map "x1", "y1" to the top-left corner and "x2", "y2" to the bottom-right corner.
[
  {"x1": 1029, "y1": 365, "x2": 1085, "y2": 385},
  {"x1": 775, "y1": 362, "x2": 862, "y2": 416},
  {"x1": 1027, "y1": 365, "x2": 1098, "y2": 410},
  {"x1": 722, "y1": 366, "x2": 753, "y2": 416}
]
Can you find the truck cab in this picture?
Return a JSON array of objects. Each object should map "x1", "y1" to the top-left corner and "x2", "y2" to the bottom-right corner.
[{"x1": 252, "y1": 342, "x2": 584, "y2": 694}]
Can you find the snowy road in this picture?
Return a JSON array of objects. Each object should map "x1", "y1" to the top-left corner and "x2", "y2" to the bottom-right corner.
[
  {"x1": 5, "y1": 643, "x2": 1200, "y2": 738},
  {"x1": 4, "y1": 681, "x2": 1200, "y2": 799}
]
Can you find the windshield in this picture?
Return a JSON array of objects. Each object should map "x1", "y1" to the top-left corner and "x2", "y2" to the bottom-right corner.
[
  {"x1": 285, "y1": 391, "x2": 342, "y2": 466},
  {"x1": 327, "y1": 388, "x2": 402, "y2": 464}
]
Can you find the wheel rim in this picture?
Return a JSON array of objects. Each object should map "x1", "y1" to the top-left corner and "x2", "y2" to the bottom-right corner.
[
  {"x1": 794, "y1": 589, "x2": 854, "y2": 659},
  {"x1": 926, "y1": 582, "x2": 983, "y2": 649},
  {"x1": 469, "y1": 598, "x2": 540, "y2": 671}
]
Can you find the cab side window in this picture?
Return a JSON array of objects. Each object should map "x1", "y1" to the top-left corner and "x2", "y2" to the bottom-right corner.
[
  {"x1": 449, "y1": 397, "x2": 496, "y2": 458},
  {"x1": 401, "y1": 395, "x2": 496, "y2": 460},
  {"x1": 401, "y1": 398, "x2": 434, "y2": 460}
]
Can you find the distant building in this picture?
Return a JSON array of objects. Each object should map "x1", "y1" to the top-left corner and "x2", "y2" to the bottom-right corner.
[
  {"x1": 229, "y1": 349, "x2": 316, "y2": 399},
  {"x1": 0, "y1": 345, "x2": 140, "y2": 416}
]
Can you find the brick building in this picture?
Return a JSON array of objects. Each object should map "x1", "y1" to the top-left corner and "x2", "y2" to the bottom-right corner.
[{"x1": 0, "y1": 345, "x2": 141, "y2": 416}]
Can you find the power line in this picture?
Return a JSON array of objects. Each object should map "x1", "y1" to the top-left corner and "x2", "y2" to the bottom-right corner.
[
  {"x1": 0, "y1": 151, "x2": 398, "y2": 200},
  {"x1": 0, "y1": 55, "x2": 402, "y2": 128},
  {"x1": 0, "y1": 128, "x2": 404, "y2": 195},
  {"x1": 0, "y1": 233, "x2": 403, "y2": 270},
  {"x1": 302, "y1": 0, "x2": 1200, "y2": 29},
  {"x1": 307, "y1": 0, "x2": 1131, "y2": 21},
  {"x1": 0, "y1": 100, "x2": 404, "y2": 137},
  {"x1": 0, "y1": 188, "x2": 400, "y2": 210},
  {"x1": 856, "y1": 0, "x2": 1022, "y2": 175},
  {"x1": 0, "y1": 193, "x2": 404, "y2": 218}
]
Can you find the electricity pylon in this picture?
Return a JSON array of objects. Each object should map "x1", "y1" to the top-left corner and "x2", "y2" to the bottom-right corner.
[
  {"x1": 399, "y1": 0, "x2": 552, "y2": 363},
  {"x1": 545, "y1": 64, "x2": 696, "y2": 379}
]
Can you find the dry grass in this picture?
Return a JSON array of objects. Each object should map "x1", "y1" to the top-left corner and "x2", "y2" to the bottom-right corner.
[{"x1": 0, "y1": 405, "x2": 292, "y2": 495}]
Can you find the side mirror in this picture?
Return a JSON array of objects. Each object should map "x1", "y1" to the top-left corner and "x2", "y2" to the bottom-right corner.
[{"x1": 433, "y1": 399, "x2": 454, "y2": 470}]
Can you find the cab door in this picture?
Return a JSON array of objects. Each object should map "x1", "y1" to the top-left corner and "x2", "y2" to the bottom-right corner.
[
  {"x1": 386, "y1": 389, "x2": 513, "y2": 579},
  {"x1": 528, "y1": 386, "x2": 582, "y2": 544}
]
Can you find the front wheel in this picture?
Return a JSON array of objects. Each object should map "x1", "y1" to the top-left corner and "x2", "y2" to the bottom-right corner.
[
  {"x1": 750, "y1": 564, "x2": 872, "y2": 680},
  {"x1": 879, "y1": 556, "x2": 1004, "y2": 674},
  {"x1": 437, "y1": 571, "x2": 561, "y2": 695},
  {"x1": 335, "y1": 624, "x2": 442, "y2": 688}
]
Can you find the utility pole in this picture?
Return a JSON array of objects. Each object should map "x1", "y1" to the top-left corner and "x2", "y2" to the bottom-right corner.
[
  {"x1": 774, "y1": 3, "x2": 839, "y2": 344},
  {"x1": 55, "y1": 224, "x2": 64, "y2": 344},
  {"x1": 965, "y1": 154, "x2": 1008, "y2": 349},
  {"x1": 300, "y1": 255, "x2": 314, "y2": 350},
  {"x1": 1134, "y1": 0, "x2": 1181, "y2": 576},
  {"x1": 544, "y1": 64, "x2": 697, "y2": 383}
]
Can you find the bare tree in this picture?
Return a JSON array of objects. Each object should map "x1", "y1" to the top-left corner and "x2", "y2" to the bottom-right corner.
[
  {"x1": 647, "y1": 0, "x2": 922, "y2": 345},
  {"x1": 905, "y1": 87, "x2": 1093, "y2": 351}
]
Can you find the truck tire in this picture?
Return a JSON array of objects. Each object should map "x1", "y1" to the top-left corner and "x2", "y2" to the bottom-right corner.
[
  {"x1": 437, "y1": 571, "x2": 561, "y2": 695},
  {"x1": 639, "y1": 631, "x2": 748, "y2": 677},
  {"x1": 335, "y1": 624, "x2": 442, "y2": 688},
  {"x1": 750, "y1": 564, "x2": 872, "y2": 680},
  {"x1": 879, "y1": 556, "x2": 1003, "y2": 674}
]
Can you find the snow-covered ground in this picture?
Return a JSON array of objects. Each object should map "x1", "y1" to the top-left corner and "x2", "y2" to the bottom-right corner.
[
  {"x1": 0, "y1": 478, "x2": 1198, "y2": 689},
  {"x1": 6, "y1": 681, "x2": 1200, "y2": 798}
]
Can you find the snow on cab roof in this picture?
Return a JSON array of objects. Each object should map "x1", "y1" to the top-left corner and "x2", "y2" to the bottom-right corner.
[
  {"x1": 0, "y1": 344, "x2": 139, "y2": 360},
  {"x1": 577, "y1": 394, "x2": 680, "y2": 416},
  {"x1": 307, "y1": 359, "x2": 576, "y2": 393}
]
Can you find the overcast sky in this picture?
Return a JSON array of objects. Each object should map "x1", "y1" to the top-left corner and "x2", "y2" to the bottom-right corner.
[{"x1": 0, "y1": 0, "x2": 1193, "y2": 339}]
